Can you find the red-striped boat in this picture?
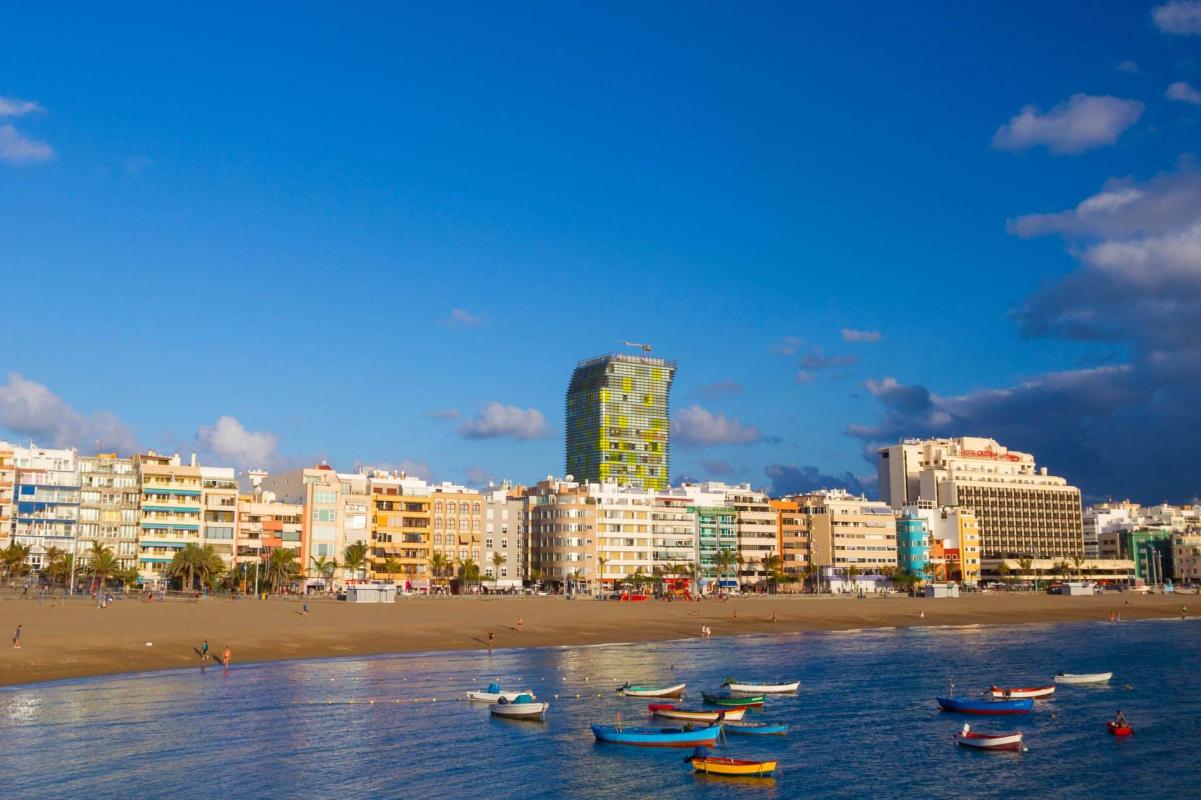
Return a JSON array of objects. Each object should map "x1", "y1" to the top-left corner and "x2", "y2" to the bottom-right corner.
[
  {"x1": 988, "y1": 684, "x2": 1055, "y2": 699},
  {"x1": 955, "y1": 727, "x2": 1024, "y2": 752}
]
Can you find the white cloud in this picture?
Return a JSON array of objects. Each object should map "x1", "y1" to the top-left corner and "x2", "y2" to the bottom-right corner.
[
  {"x1": 770, "y1": 336, "x2": 804, "y2": 355},
  {"x1": 0, "y1": 124, "x2": 53, "y2": 165},
  {"x1": 1167, "y1": 81, "x2": 1201, "y2": 104},
  {"x1": 1154, "y1": 1, "x2": 1201, "y2": 34},
  {"x1": 841, "y1": 328, "x2": 882, "y2": 343},
  {"x1": 0, "y1": 96, "x2": 41, "y2": 117},
  {"x1": 443, "y1": 308, "x2": 487, "y2": 327},
  {"x1": 459, "y1": 402, "x2": 551, "y2": 440},
  {"x1": 672, "y1": 405, "x2": 762, "y2": 446},
  {"x1": 0, "y1": 373, "x2": 137, "y2": 452},
  {"x1": 992, "y1": 94, "x2": 1143, "y2": 154},
  {"x1": 196, "y1": 416, "x2": 279, "y2": 468}
]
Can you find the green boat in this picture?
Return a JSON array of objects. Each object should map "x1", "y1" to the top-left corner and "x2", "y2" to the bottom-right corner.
[{"x1": 702, "y1": 691, "x2": 765, "y2": 707}]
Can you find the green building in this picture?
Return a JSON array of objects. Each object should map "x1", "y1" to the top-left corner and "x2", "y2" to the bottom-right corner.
[
  {"x1": 565, "y1": 352, "x2": 676, "y2": 490},
  {"x1": 1119, "y1": 529, "x2": 1174, "y2": 583},
  {"x1": 691, "y1": 505, "x2": 737, "y2": 588}
]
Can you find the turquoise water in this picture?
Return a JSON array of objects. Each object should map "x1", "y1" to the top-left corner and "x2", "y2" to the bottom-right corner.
[{"x1": 1, "y1": 619, "x2": 1197, "y2": 799}]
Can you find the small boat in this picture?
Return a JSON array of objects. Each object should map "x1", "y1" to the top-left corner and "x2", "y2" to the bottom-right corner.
[
  {"x1": 988, "y1": 684, "x2": 1055, "y2": 699},
  {"x1": 722, "y1": 720, "x2": 789, "y2": 736},
  {"x1": 722, "y1": 680, "x2": 799, "y2": 694},
  {"x1": 467, "y1": 682, "x2": 535, "y2": 703},
  {"x1": 702, "y1": 691, "x2": 765, "y2": 707},
  {"x1": 1054, "y1": 672, "x2": 1113, "y2": 685},
  {"x1": 955, "y1": 725, "x2": 1024, "y2": 752},
  {"x1": 1107, "y1": 722, "x2": 1134, "y2": 736},
  {"x1": 617, "y1": 682, "x2": 686, "y2": 698},
  {"x1": 649, "y1": 703, "x2": 747, "y2": 722},
  {"x1": 591, "y1": 723, "x2": 721, "y2": 747},
  {"x1": 937, "y1": 696, "x2": 1033, "y2": 715},
  {"x1": 690, "y1": 756, "x2": 777, "y2": 777},
  {"x1": 488, "y1": 694, "x2": 548, "y2": 720}
]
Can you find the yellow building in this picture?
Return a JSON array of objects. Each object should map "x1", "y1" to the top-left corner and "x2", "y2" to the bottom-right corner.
[
  {"x1": 431, "y1": 487, "x2": 484, "y2": 570},
  {"x1": 956, "y1": 509, "x2": 982, "y2": 584},
  {"x1": 369, "y1": 472, "x2": 432, "y2": 587},
  {"x1": 0, "y1": 443, "x2": 15, "y2": 548},
  {"x1": 135, "y1": 452, "x2": 203, "y2": 585}
]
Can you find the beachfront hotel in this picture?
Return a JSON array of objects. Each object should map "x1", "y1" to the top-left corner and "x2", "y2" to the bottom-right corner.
[
  {"x1": 877, "y1": 436, "x2": 1084, "y2": 559},
  {"x1": 565, "y1": 351, "x2": 676, "y2": 491}
]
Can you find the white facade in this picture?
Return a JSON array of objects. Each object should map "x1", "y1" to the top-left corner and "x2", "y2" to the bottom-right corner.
[{"x1": 10, "y1": 444, "x2": 80, "y2": 570}]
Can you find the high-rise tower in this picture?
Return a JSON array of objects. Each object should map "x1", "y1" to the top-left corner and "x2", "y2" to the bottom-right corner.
[{"x1": 565, "y1": 352, "x2": 676, "y2": 490}]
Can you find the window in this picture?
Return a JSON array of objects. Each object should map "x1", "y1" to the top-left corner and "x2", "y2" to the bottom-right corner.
[
  {"x1": 314, "y1": 491, "x2": 337, "y2": 505},
  {"x1": 314, "y1": 509, "x2": 337, "y2": 522}
]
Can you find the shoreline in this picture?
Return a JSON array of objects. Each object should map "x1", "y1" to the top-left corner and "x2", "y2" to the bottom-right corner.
[{"x1": 0, "y1": 593, "x2": 1190, "y2": 689}]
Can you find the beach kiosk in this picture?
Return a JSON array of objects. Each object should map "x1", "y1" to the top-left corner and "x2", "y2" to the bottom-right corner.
[
  {"x1": 345, "y1": 581, "x2": 397, "y2": 603},
  {"x1": 924, "y1": 582, "x2": 960, "y2": 599}
]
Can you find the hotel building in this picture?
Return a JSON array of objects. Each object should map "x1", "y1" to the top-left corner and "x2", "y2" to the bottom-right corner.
[
  {"x1": 11, "y1": 444, "x2": 80, "y2": 571},
  {"x1": 77, "y1": 453, "x2": 140, "y2": 569},
  {"x1": 565, "y1": 352, "x2": 676, "y2": 491},
  {"x1": 877, "y1": 436, "x2": 1083, "y2": 558}
]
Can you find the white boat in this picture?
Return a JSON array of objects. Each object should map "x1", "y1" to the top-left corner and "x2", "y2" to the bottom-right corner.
[
  {"x1": 617, "y1": 682, "x2": 686, "y2": 698},
  {"x1": 1053, "y1": 672, "x2": 1112, "y2": 685},
  {"x1": 988, "y1": 684, "x2": 1055, "y2": 699},
  {"x1": 488, "y1": 700, "x2": 549, "y2": 720},
  {"x1": 723, "y1": 680, "x2": 800, "y2": 694},
  {"x1": 467, "y1": 689, "x2": 534, "y2": 703},
  {"x1": 955, "y1": 724, "x2": 1023, "y2": 752}
]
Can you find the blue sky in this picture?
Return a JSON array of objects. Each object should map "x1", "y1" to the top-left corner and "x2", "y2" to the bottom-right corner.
[{"x1": 3, "y1": 1, "x2": 1201, "y2": 501}]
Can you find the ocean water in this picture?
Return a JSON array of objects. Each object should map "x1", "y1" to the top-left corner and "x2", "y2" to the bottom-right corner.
[{"x1": 1, "y1": 619, "x2": 1197, "y2": 799}]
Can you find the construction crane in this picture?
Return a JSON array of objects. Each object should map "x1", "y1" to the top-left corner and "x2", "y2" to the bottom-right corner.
[{"x1": 623, "y1": 341, "x2": 653, "y2": 353}]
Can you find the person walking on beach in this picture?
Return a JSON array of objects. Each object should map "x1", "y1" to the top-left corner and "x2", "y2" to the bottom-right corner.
[
  {"x1": 201, "y1": 640, "x2": 210, "y2": 660},
  {"x1": 303, "y1": 603, "x2": 309, "y2": 616},
  {"x1": 516, "y1": 618, "x2": 524, "y2": 632},
  {"x1": 222, "y1": 645, "x2": 232, "y2": 670},
  {"x1": 488, "y1": 632, "x2": 494, "y2": 652},
  {"x1": 13, "y1": 624, "x2": 22, "y2": 649}
]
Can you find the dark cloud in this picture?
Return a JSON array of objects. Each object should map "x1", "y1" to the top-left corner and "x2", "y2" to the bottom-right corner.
[
  {"x1": 799, "y1": 352, "x2": 858, "y2": 370},
  {"x1": 701, "y1": 458, "x2": 735, "y2": 476},
  {"x1": 852, "y1": 166, "x2": 1201, "y2": 503},
  {"x1": 764, "y1": 464, "x2": 869, "y2": 497}
]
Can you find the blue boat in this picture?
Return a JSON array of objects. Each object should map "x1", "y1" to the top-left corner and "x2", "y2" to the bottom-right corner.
[
  {"x1": 936, "y1": 696, "x2": 1033, "y2": 715},
  {"x1": 590, "y1": 724, "x2": 722, "y2": 747},
  {"x1": 722, "y1": 720, "x2": 790, "y2": 736}
]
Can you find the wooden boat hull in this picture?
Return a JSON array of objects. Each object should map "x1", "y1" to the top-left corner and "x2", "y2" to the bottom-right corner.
[
  {"x1": 1054, "y1": 672, "x2": 1112, "y2": 685},
  {"x1": 649, "y1": 704, "x2": 746, "y2": 722},
  {"x1": 702, "y1": 692, "x2": 765, "y2": 707},
  {"x1": 489, "y1": 702, "x2": 548, "y2": 720},
  {"x1": 591, "y1": 724, "x2": 721, "y2": 747},
  {"x1": 1107, "y1": 722, "x2": 1134, "y2": 736},
  {"x1": 467, "y1": 690, "x2": 533, "y2": 703},
  {"x1": 722, "y1": 721, "x2": 789, "y2": 736},
  {"x1": 956, "y1": 731, "x2": 1023, "y2": 751},
  {"x1": 724, "y1": 681, "x2": 799, "y2": 694},
  {"x1": 937, "y1": 696, "x2": 1033, "y2": 715},
  {"x1": 691, "y1": 757, "x2": 777, "y2": 776},
  {"x1": 989, "y1": 685, "x2": 1055, "y2": 699},
  {"x1": 618, "y1": 683, "x2": 686, "y2": 698}
]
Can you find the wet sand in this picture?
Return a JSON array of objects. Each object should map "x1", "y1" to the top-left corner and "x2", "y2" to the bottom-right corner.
[{"x1": 0, "y1": 592, "x2": 1190, "y2": 687}]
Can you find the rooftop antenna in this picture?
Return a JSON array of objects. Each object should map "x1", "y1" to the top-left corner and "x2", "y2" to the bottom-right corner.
[{"x1": 622, "y1": 341, "x2": 653, "y2": 353}]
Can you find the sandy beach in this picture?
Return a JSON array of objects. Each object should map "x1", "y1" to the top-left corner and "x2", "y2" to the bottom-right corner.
[{"x1": 0, "y1": 592, "x2": 1190, "y2": 688}]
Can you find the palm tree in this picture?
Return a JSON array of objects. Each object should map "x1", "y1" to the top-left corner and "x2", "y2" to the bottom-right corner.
[
  {"x1": 168, "y1": 543, "x2": 205, "y2": 591},
  {"x1": 459, "y1": 558, "x2": 480, "y2": 592},
  {"x1": 382, "y1": 557, "x2": 402, "y2": 584},
  {"x1": 265, "y1": 548, "x2": 300, "y2": 593},
  {"x1": 846, "y1": 563, "x2": 862, "y2": 593},
  {"x1": 1016, "y1": 557, "x2": 1034, "y2": 589},
  {"x1": 1, "y1": 542, "x2": 31, "y2": 585},
  {"x1": 343, "y1": 542, "x2": 369, "y2": 582},
  {"x1": 490, "y1": 551, "x2": 506, "y2": 592},
  {"x1": 42, "y1": 546, "x2": 72, "y2": 586},
  {"x1": 714, "y1": 547, "x2": 738, "y2": 594},
  {"x1": 88, "y1": 544, "x2": 120, "y2": 591},
  {"x1": 802, "y1": 561, "x2": 819, "y2": 594},
  {"x1": 310, "y1": 556, "x2": 337, "y2": 593},
  {"x1": 996, "y1": 560, "x2": 1012, "y2": 586},
  {"x1": 597, "y1": 556, "x2": 609, "y2": 593},
  {"x1": 430, "y1": 551, "x2": 450, "y2": 590},
  {"x1": 762, "y1": 553, "x2": 783, "y2": 594},
  {"x1": 1071, "y1": 554, "x2": 1086, "y2": 581}
]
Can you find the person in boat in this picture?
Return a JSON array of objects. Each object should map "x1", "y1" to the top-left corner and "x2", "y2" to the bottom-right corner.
[
  {"x1": 497, "y1": 696, "x2": 509, "y2": 705},
  {"x1": 1113, "y1": 709, "x2": 1128, "y2": 728}
]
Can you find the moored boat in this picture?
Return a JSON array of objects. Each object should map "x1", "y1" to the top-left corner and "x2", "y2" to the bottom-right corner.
[
  {"x1": 690, "y1": 756, "x2": 777, "y2": 777},
  {"x1": 955, "y1": 725, "x2": 1024, "y2": 752},
  {"x1": 722, "y1": 720, "x2": 789, "y2": 736},
  {"x1": 489, "y1": 696, "x2": 548, "y2": 720},
  {"x1": 722, "y1": 679, "x2": 799, "y2": 694},
  {"x1": 649, "y1": 703, "x2": 747, "y2": 723},
  {"x1": 467, "y1": 682, "x2": 535, "y2": 703},
  {"x1": 617, "y1": 682, "x2": 686, "y2": 698},
  {"x1": 1107, "y1": 722, "x2": 1134, "y2": 736},
  {"x1": 591, "y1": 723, "x2": 722, "y2": 747},
  {"x1": 937, "y1": 696, "x2": 1033, "y2": 715},
  {"x1": 988, "y1": 684, "x2": 1055, "y2": 699},
  {"x1": 702, "y1": 691, "x2": 765, "y2": 707},
  {"x1": 1054, "y1": 672, "x2": 1113, "y2": 685}
]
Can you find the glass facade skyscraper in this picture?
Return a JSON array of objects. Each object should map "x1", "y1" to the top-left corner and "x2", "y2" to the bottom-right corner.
[{"x1": 565, "y1": 353, "x2": 676, "y2": 490}]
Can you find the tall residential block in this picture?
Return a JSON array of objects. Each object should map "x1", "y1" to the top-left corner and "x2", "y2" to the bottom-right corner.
[
  {"x1": 565, "y1": 352, "x2": 676, "y2": 490},
  {"x1": 78, "y1": 453, "x2": 140, "y2": 569},
  {"x1": 592, "y1": 480, "x2": 655, "y2": 586},
  {"x1": 0, "y1": 443, "x2": 16, "y2": 548},
  {"x1": 527, "y1": 476, "x2": 595, "y2": 589},
  {"x1": 11, "y1": 444, "x2": 80, "y2": 570},
  {"x1": 135, "y1": 452, "x2": 203, "y2": 583},
  {"x1": 771, "y1": 498, "x2": 807, "y2": 583},
  {"x1": 799, "y1": 489, "x2": 898, "y2": 575},
  {"x1": 482, "y1": 485, "x2": 526, "y2": 590},
  {"x1": 431, "y1": 485, "x2": 484, "y2": 567},
  {"x1": 234, "y1": 484, "x2": 303, "y2": 584},
  {"x1": 367, "y1": 471, "x2": 432, "y2": 586},
  {"x1": 877, "y1": 436, "x2": 1083, "y2": 558}
]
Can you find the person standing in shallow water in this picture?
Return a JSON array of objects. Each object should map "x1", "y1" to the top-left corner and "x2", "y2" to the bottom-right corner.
[
  {"x1": 13, "y1": 624, "x2": 21, "y2": 649},
  {"x1": 222, "y1": 645, "x2": 232, "y2": 670},
  {"x1": 201, "y1": 640, "x2": 209, "y2": 660}
]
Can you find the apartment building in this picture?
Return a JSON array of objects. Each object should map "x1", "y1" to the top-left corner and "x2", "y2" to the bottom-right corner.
[
  {"x1": 527, "y1": 477, "x2": 596, "y2": 590},
  {"x1": 431, "y1": 484, "x2": 484, "y2": 568},
  {"x1": 235, "y1": 475, "x2": 303, "y2": 586},
  {"x1": 591, "y1": 480, "x2": 656, "y2": 586},
  {"x1": 263, "y1": 465, "x2": 371, "y2": 587},
  {"x1": 368, "y1": 471, "x2": 432, "y2": 587},
  {"x1": 201, "y1": 466, "x2": 238, "y2": 571},
  {"x1": 482, "y1": 485, "x2": 525, "y2": 590},
  {"x1": 135, "y1": 452, "x2": 203, "y2": 584},
  {"x1": 78, "y1": 453, "x2": 140, "y2": 569},
  {"x1": 877, "y1": 436, "x2": 1083, "y2": 558},
  {"x1": 1173, "y1": 531, "x2": 1201, "y2": 583},
  {"x1": 0, "y1": 443, "x2": 16, "y2": 548},
  {"x1": 799, "y1": 489, "x2": 898, "y2": 575},
  {"x1": 691, "y1": 503, "x2": 737, "y2": 591},
  {"x1": 652, "y1": 490, "x2": 700, "y2": 581},
  {"x1": 11, "y1": 445, "x2": 81, "y2": 570}
]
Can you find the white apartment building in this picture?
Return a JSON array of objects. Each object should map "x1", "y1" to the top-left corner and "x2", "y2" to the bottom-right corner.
[
  {"x1": 10, "y1": 444, "x2": 80, "y2": 570},
  {"x1": 878, "y1": 436, "x2": 1083, "y2": 558},
  {"x1": 78, "y1": 453, "x2": 140, "y2": 569},
  {"x1": 1083, "y1": 501, "x2": 1140, "y2": 559},
  {"x1": 482, "y1": 485, "x2": 525, "y2": 589},
  {"x1": 590, "y1": 480, "x2": 656, "y2": 585}
]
